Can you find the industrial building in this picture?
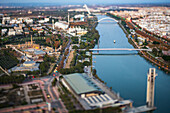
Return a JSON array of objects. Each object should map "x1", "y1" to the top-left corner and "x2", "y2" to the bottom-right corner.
[
  {"x1": 62, "y1": 73, "x2": 119, "y2": 108},
  {"x1": 62, "y1": 73, "x2": 103, "y2": 98}
]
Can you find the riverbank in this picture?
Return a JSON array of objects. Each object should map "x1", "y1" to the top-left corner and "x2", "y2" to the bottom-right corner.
[
  {"x1": 118, "y1": 21, "x2": 129, "y2": 36},
  {"x1": 107, "y1": 13, "x2": 169, "y2": 73},
  {"x1": 94, "y1": 14, "x2": 170, "y2": 113}
]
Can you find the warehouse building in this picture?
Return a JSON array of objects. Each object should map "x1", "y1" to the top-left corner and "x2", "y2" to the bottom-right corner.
[
  {"x1": 62, "y1": 73, "x2": 119, "y2": 108},
  {"x1": 62, "y1": 73, "x2": 103, "y2": 98}
]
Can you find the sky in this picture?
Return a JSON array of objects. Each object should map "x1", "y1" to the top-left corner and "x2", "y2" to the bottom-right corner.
[{"x1": 0, "y1": 0, "x2": 170, "y2": 4}]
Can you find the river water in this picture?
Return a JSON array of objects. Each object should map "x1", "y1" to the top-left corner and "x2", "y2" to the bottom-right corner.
[{"x1": 93, "y1": 15, "x2": 170, "y2": 113}]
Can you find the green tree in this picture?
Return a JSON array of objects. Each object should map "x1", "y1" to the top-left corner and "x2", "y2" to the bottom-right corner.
[
  {"x1": 83, "y1": 61, "x2": 90, "y2": 66},
  {"x1": 152, "y1": 48, "x2": 158, "y2": 56}
]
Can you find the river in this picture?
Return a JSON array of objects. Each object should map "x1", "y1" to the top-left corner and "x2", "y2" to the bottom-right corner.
[{"x1": 93, "y1": 15, "x2": 170, "y2": 113}]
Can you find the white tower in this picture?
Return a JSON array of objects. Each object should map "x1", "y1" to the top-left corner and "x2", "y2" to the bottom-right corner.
[
  {"x1": 52, "y1": 19, "x2": 54, "y2": 29},
  {"x1": 68, "y1": 12, "x2": 70, "y2": 25},
  {"x1": 146, "y1": 68, "x2": 157, "y2": 108}
]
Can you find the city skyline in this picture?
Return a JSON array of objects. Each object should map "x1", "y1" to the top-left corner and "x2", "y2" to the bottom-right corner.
[{"x1": 0, "y1": 0, "x2": 170, "y2": 4}]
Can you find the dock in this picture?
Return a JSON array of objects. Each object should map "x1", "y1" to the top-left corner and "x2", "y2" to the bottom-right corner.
[{"x1": 126, "y1": 105, "x2": 156, "y2": 113}]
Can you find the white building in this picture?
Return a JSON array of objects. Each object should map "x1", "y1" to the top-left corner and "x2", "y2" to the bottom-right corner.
[
  {"x1": 8, "y1": 29, "x2": 16, "y2": 36},
  {"x1": 55, "y1": 21, "x2": 68, "y2": 30},
  {"x1": 2, "y1": 17, "x2": 10, "y2": 24},
  {"x1": 44, "y1": 18, "x2": 50, "y2": 22},
  {"x1": 67, "y1": 26, "x2": 88, "y2": 36},
  {"x1": 25, "y1": 19, "x2": 33, "y2": 24},
  {"x1": 74, "y1": 14, "x2": 85, "y2": 21},
  {"x1": 38, "y1": 20, "x2": 46, "y2": 23},
  {"x1": 137, "y1": 37, "x2": 146, "y2": 42},
  {"x1": 12, "y1": 61, "x2": 39, "y2": 72},
  {"x1": 10, "y1": 19, "x2": 22, "y2": 24},
  {"x1": 1, "y1": 29, "x2": 7, "y2": 36}
]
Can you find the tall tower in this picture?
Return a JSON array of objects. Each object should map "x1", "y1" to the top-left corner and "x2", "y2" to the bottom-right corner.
[
  {"x1": 68, "y1": 12, "x2": 70, "y2": 25},
  {"x1": 146, "y1": 68, "x2": 157, "y2": 108},
  {"x1": 52, "y1": 19, "x2": 54, "y2": 29}
]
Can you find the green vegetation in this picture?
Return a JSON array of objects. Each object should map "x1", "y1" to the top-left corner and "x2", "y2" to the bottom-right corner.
[
  {"x1": 70, "y1": 107, "x2": 121, "y2": 113},
  {"x1": 107, "y1": 13, "x2": 121, "y2": 20},
  {"x1": 0, "y1": 49, "x2": 19, "y2": 69},
  {"x1": 0, "y1": 75, "x2": 25, "y2": 84},
  {"x1": 59, "y1": 16, "x2": 99, "y2": 75},
  {"x1": 162, "y1": 55, "x2": 170, "y2": 62},
  {"x1": 39, "y1": 54, "x2": 56, "y2": 75},
  {"x1": 79, "y1": 28, "x2": 100, "y2": 49},
  {"x1": 121, "y1": 21, "x2": 131, "y2": 34},
  {"x1": 52, "y1": 78, "x2": 57, "y2": 86},
  {"x1": 92, "y1": 69, "x2": 105, "y2": 84},
  {"x1": 152, "y1": 48, "x2": 163, "y2": 57},
  {"x1": 12, "y1": 83, "x2": 20, "y2": 89},
  {"x1": 57, "y1": 48, "x2": 69, "y2": 71},
  {"x1": 71, "y1": 36, "x2": 79, "y2": 44},
  {"x1": 59, "y1": 62, "x2": 84, "y2": 74},
  {"x1": 153, "y1": 41, "x2": 160, "y2": 45},
  {"x1": 58, "y1": 82, "x2": 82, "y2": 112}
]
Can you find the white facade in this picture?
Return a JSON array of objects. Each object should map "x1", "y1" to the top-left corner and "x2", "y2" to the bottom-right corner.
[
  {"x1": 25, "y1": 19, "x2": 33, "y2": 24},
  {"x1": 67, "y1": 26, "x2": 88, "y2": 36},
  {"x1": 1, "y1": 29, "x2": 7, "y2": 36},
  {"x1": 8, "y1": 29, "x2": 16, "y2": 36},
  {"x1": 44, "y1": 18, "x2": 50, "y2": 22},
  {"x1": 74, "y1": 14, "x2": 85, "y2": 21},
  {"x1": 55, "y1": 21, "x2": 68, "y2": 30},
  {"x1": 84, "y1": 94, "x2": 118, "y2": 108}
]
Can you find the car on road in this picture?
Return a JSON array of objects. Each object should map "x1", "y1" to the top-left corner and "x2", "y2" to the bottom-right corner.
[{"x1": 47, "y1": 94, "x2": 51, "y2": 98}]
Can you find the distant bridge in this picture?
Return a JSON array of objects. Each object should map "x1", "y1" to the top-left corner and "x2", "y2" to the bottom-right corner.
[
  {"x1": 98, "y1": 17, "x2": 118, "y2": 23},
  {"x1": 92, "y1": 53, "x2": 138, "y2": 56},
  {"x1": 89, "y1": 48, "x2": 150, "y2": 51},
  {"x1": 77, "y1": 48, "x2": 151, "y2": 52}
]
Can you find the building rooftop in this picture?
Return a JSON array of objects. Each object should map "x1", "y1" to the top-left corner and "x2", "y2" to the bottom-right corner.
[
  {"x1": 24, "y1": 61, "x2": 35, "y2": 64},
  {"x1": 63, "y1": 73, "x2": 102, "y2": 95}
]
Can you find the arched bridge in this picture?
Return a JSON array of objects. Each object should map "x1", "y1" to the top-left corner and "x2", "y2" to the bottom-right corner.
[{"x1": 98, "y1": 17, "x2": 118, "y2": 22}]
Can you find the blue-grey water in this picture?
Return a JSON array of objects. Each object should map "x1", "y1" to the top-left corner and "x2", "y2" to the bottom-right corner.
[{"x1": 94, "y1": 15, "x2": 170, "y2": 113}]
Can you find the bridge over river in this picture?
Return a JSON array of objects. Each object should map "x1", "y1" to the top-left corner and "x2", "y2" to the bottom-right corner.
[
  {"x1": 92, "y1": 14, "x2": 170, "y2": 113},
  {"x1": 89, "y1": 48, "x2": 150, "y2": 51}
]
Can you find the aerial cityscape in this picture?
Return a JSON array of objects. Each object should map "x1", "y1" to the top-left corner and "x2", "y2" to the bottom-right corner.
[{"x1": 0, "y1": 0, "x2": 169, "y2": 113}]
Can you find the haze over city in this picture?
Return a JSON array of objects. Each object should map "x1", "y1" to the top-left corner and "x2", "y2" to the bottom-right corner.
[
  {"x1": 0, "y1": 0, "x2": 170, "y2": 4},
  {"x1": 0, "y1": 0, "x2": 169, "y2": 113}
]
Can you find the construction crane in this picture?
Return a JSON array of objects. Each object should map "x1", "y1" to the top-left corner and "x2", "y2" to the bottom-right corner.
[{"x1": 83, "y1": 4, "x2": 91, "y2": 15}]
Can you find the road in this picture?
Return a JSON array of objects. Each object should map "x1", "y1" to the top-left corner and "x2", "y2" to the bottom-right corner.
[
  {"x1": 0, "y1": 103, "x2": 47, "y2": 113},
  {"x1": 0, "y1": 73, "x2": 67, "y2": 113},
  {"x1": 43, "y1": 73, "x2": 67, "y2": 113},
  {"x1": 0, "y1": 36, "x2": 72, "y2": 113}
]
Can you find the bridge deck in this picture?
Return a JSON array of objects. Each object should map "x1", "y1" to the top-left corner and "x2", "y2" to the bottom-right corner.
[{"x1": 89, "y1": 48, "x2": 149, "y2": 51}]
